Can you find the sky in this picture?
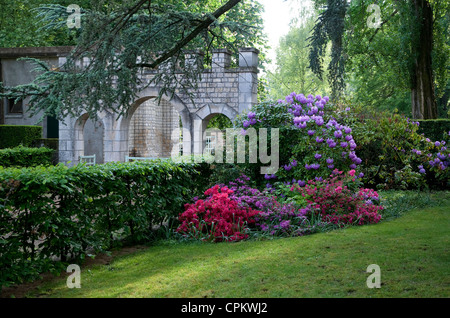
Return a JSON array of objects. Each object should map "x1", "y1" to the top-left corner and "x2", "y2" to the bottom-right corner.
[{"x1": 258, "y1": 0, "x2": 313, "y2": 71}]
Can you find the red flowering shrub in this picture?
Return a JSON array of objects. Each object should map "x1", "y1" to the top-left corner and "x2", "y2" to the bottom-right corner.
[
  {"x1": 292, "y1": 170, "x2": 383, "y2": 226},
  {"x1": 176, "y1": 185, "x2": 261, "y2": 242}
]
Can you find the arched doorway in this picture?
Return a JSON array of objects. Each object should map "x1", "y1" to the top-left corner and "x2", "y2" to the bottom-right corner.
[
  {"x1": 84, "y1": 117, "x2": 104, "y2": 164},
  {"x1": 128, "y1": 97, "x2": 180, "y2": 158},
  {"x1": 72, "y1": 113, "x2": 104, "y2": 165},
  {"x1": 203, "y1": 113, "x2": 233, "y2": 155}
]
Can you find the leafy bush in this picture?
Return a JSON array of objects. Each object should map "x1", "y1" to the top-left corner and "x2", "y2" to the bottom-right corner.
[
  {"x1": 0, "y1": 160, "x2": 209, "y2": 289},
  {"x1": 417, "y1": 119, "x2": 450, "y2": 142},
  {"x1": 0, "y1": 125, "x2": 42, "y2": 149},
  {"x1": 224, "y1": 175, "x2": 323, "y2": 237},
  {"x1": 234, "y1": 93, "x2": 363, "y2": 187},
  {"x1": 0, "y1": 145, "x2": 54, "y2": 167},
  {"x1": 177, "y1": 172, "x2": 382, "y2": 242},
  {"x1": 332, "y1": 104, "x2": 450, "y2": 190}
]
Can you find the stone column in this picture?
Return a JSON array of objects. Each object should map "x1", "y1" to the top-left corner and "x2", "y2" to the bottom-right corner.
[
  {"x1": 212, "y1": 49, "x2": 232, "y2": 71},
  {"x1": 238, "y1": 48, "x2": 259, "y2": 114},
  {"x1": 185, "y1": 50, "x2": 204, "y2": 70},
  {"x1": 58, "y1": 117, "x2": 75, "y2": 166}
]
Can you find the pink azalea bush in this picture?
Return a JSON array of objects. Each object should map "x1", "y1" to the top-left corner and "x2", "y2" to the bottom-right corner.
[
  {"x1": 176, "y1": 184, "x2": 261, "y2": 242},
  {"x1": 292, "y1": 169, "x2": 383, "y2": 226}
]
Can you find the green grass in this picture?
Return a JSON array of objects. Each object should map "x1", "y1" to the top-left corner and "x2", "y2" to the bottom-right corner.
[{"x1": 10, "y1": 191, "x2": 450, "y2": 298}]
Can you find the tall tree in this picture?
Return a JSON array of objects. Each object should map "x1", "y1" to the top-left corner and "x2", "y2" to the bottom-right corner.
[
  {"x1": 308, "y1": 0, "x2": 347, "y2": 100},
  {"x1": 410, "y1": 0, "x2": 437, "y2": 119},
  {"x1": 0, "y1": 0, "x2": 268, "y2": 121},
  {"x1": 268, "y1": 8, "x2": 330, "y2": 98},
  {"x1": 308, "y1": 0, "x2": 447, "y2": 119}
]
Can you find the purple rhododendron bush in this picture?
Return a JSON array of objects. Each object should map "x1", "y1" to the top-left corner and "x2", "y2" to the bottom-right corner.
[
  {"x1": 236, "y1": 92, "x2": 365, "y2": 187},
  {"x1": 235, "y1": 92, "x2": 449, "y2": 190}
]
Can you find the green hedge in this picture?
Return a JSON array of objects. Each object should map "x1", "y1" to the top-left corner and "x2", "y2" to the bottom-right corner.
[
  {"x1": 0, "y1": 125, "x2": 42, "y2": 149},
  {"x1": 0, "y1": 146, "x2": 54, "y2": 167},
  {"x1": 417, "y1": 119, "x2": 450, "y2": 142},
  {"x1": 0, "y1": 160, "x2": 211, "y2": 289}
]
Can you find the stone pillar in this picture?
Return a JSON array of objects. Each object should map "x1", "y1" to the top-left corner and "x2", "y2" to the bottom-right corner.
[
  {"x1": 238, "y1": 48, "x2": 259, "y2": 113},
  {"x1": 212, "y1": 49, "x2": 232, "y2": 71},
  {"x1": 185, "y1": 50, "x2": 204, "y2": 70},
  {"x1": 58, "y1": 117, "x2": 75, "y2": 166}
]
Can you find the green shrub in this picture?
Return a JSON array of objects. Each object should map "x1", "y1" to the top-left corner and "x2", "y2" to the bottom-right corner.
[
  {"x1": 0, "y1": 125, "x2": 42, "y2": 149},
  {"x1": 0, "y1": 160, "x2": 210, "y2": 289},
  {"x1": 333, "y1": 104, "x2": 450, "y2": 190},
  {"x1": 416, "y1": 119, "x2": 450, "y2": 142},
  {"x1": 0, "y1": 146, "x2": 54, "y2": 167}
]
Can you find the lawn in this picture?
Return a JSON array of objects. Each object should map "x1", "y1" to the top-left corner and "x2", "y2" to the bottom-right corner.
[{"x1": 7, "y1": 191, "x2": 448, "y2": 299}]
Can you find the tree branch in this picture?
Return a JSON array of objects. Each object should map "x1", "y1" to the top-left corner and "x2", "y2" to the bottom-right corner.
[{"x1": 139, "y1": 0, "x2": 242, "y2": 69}]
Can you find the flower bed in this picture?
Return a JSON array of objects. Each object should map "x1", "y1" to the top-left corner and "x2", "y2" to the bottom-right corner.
[{"x1": 176, "y1": 172, "x2": 384, "y2": 242}]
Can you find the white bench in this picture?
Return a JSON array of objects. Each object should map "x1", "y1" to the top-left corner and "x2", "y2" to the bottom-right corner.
[
  {"x1": 125, "y1": 156, "x2": 169, "y2": 162},
  {"x1": 79, "y1": 154, "x2": 96, "y2": 166}
]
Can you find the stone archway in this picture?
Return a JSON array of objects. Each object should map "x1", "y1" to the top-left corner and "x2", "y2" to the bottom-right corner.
[
  {"x1": 57, "y1": 47, "x2": 259, "y2": 165},
  {"x1": 118, "y1": 87, "x2": 191, "y2": 161},
  {"x1": 192, "y1": 104, "x2": 238, "y2": 155},
  {"x1": 128, "y1": 98, "x2": 179, "y2": 158},
  {"x1": 64, "y1": 113, "x2": 105, "y2": 165}
]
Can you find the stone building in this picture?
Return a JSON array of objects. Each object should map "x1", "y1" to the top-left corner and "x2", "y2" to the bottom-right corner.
[{"x1": 0, "y1": 46, "x2": 259, "y2": 165}]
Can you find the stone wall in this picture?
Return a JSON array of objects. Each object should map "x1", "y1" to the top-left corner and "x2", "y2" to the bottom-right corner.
[
  {"x1": 0, "y1": 46, "x2": 259, "y2": 165},
  {"x1": 128, "y1": 98, "x2": 179, "y2": 158}
]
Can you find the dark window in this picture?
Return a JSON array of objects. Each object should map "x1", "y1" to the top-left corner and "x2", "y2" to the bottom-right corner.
[{"x1": 7, "y1": 98, "x2": 23, "y2": 114}]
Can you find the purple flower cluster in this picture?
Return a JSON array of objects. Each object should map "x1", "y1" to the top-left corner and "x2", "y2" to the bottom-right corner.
[
  {"x1": 242, "y1": 111, "x2": 258, "y2": 128},
  {"x1": 411, "y1": 135, "x2": 450, "y2": 173},
  {"x1": 277, "y1": 92, "x2": 363, "y2": 178}
]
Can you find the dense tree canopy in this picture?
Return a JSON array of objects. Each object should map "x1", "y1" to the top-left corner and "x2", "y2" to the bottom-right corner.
[{"x1": 0, "y1": 0, "x2": 91, "y2": 47}]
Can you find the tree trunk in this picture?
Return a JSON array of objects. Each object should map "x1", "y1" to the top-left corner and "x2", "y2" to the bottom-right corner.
[{"x1": 411, "y1": 0, "x2": 437, "y2": 119}]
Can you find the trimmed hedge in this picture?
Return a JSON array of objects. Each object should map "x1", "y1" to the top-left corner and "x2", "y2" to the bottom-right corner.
[
  {"x1": 0, "y1": 146, "x2": 54, "y2": 167},
  {"x1": 0, "y1": 160, "x2": 211, "y2": 289},
  {"x1": 32, "y1": 138, "x2": 59, "y2": 165},
  {"x1": 417, "y1": 119, "x2": 450, "y2": 142},
  {"x1": 0, "y1": 125, "x2": 42, "y2": 149}
]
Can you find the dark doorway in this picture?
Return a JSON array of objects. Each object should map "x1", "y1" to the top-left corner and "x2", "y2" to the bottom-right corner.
[{"x1": 47, "y1": 116, "x2": 59, "y2": 138}]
